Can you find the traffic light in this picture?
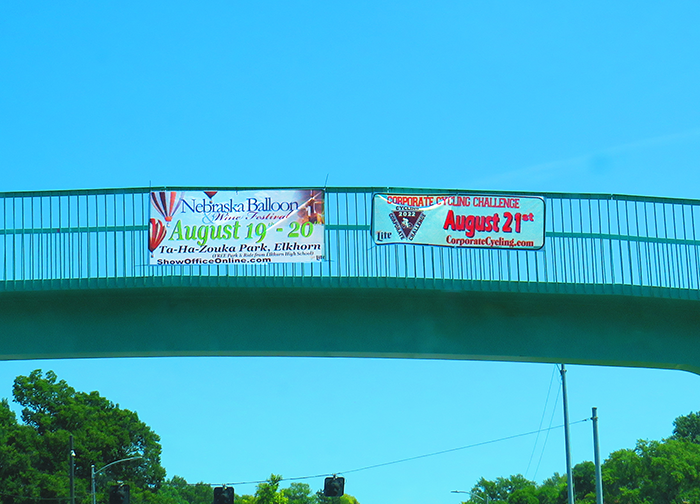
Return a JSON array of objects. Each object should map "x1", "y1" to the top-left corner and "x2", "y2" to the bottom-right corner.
[
  {"x1": 323, "y1": 476, "x2": 345, "y2": 497},
  {"x1": 109, "y1": 484, "x2": 130, "y2": 504},
  {"x1": 214, "y1": 486, "x2": 235, "y2": 504}
]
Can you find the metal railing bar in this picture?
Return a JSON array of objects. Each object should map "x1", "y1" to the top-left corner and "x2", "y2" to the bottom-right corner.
[
  {"x1": 1, "y1": 189, "x2": 699, "y2": 296},
  {"x1": 4, "y1": 187, "x2": 700, "y2": 207}
]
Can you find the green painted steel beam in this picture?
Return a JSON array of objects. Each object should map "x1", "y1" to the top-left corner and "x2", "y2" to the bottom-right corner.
[
  {"x1": 2, "y1": 285, "x2": 700, "y2": 376},
  {"x1": 2, "y1": 277, "x2": 698, "y2": 301}
]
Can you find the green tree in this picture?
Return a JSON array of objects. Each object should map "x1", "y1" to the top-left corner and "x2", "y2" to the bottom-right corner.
[
  {"x1": 2, "y1": 371, "x2": 364, "y2": 504},
  {"x1": 460, "y1": 411, "x2": 700, "y2": 504},
  {"x1": 315, "y1": 490, "x2": 360, "y2": 504},
  {"x1": 256, "y1": 474, "x2": 288, "y2": 504},
  {"x1": 0, "y1": 369, "x2": 166, "y2": 504},
  {"x1": 603, "y1": 439, "x2": 700, "y2": 504},
  {"x1": 282, "y1": 482, "x2": 316, "y2": 504},
  {"x1": 507, "y1": 486, "x2": 538, "y2": 504},
  {"x1": 465, "y1": 474, "x2": 537, "y2": 504},
  {"x1": 671, "y1": 411, "x2": 700, "y2": 444},
  {"x1": 0, "y1": 398, "x2": 44, "y2": 503},
  {"x1": 158, "y1": 476, "x2": 213, "y2": 504},
  {"x1": 572, "y1": 461, "x2": 596, "y2": 503},
  {"x1": 247, "y1": 475, "x2": 360, "y2": 504},
  {"x1": 236, "y1": 493, "x2": 256, "y2": 504},
  {"x1": 462, "y1": 465, "x2": 596, "y2": 504},
  {"x1": 537, "y1": 473, "x2": 567, "y2": 504}
]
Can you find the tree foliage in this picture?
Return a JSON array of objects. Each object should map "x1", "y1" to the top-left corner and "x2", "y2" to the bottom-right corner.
[
  {"x1": 9, "y1": 367, "x2": 700, "y2": 504},
  {"x1": 602, "y1": 438, "x2": 700, "y2": 504},
  {"x1": 0, "y1": 371, "x2": 361, "y2": 504},
  {"x1": 462, "y1": 410, "x2": 700, "y2": 504},
  {"x1": 7, "y1": 368, "x2": 700, "y2": 504},
  {"x1": 671, "y1": 410, "x2": 700, "y2": 444},
  {"x1": 0, "y1": 370, "x2": 166, "y2": 503},
  {"x1": 247, "y1": 475, "x2": 360, "y2": 504}
]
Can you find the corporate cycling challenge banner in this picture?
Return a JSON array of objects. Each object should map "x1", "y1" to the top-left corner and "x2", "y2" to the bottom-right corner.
[
  {"x1": 372, "y1": 193, "x2": 546, "y2": 250},
  {"x1": 148, "y1": 189, "x2": 325, "y2": 265}
]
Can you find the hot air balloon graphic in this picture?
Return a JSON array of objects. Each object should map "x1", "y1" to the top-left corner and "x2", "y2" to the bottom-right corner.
[
  {"x1": 151, "y1": 191, "x2": 183, "y2": 224},
  {"x1": 149, "y1": 218, "x2": 167, "y2": 256},
  {"x1": 296, "y1": 190, "x2": 325, "y2": 225},
  {"x1": 204, "y1": 191, "x2": 218, "y2": 199}
]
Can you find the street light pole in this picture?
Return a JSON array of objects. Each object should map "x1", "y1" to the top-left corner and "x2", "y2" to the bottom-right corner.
[
  {"x1": 91, "y1": 456, "x2": 143, "y2": 504},
  {"x1": 91, "y1": 465, "x2": 96, "y2": 504}
]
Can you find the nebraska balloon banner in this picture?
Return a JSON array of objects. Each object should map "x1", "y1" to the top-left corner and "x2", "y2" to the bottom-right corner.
[
  {"x1": 148, "y1": 190, "x2": 325, "y2": 265},
  {"x1": 372, "y1": 193, "x2": 546, "y2": 250}
]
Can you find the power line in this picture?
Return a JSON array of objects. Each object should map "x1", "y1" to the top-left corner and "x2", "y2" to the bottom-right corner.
[
  {"x1": 525, "y1": 364, "x2": 559, "y2": 478},
  {"x1": 533, "y1": 367, "x2": 564, "y2": 480},
  {"x1": 223, "y1": 417, "x2": 590, "y2": 487},
  {"x1": 338, "y1": 418, "x2": 590, "y2": 476},
  {"x1": 5, "y1": 417, "x2": 592, "y2": 496}
]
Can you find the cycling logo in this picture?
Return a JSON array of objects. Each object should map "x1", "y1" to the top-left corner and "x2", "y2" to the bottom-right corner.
[{"x1": 389, "y1": 210, "x2": 425, "y2": 241}]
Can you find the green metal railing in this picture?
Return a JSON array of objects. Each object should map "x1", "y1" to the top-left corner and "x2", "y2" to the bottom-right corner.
[{"x1": 1, "y1": 187, "x2": 699, "y2": 300}]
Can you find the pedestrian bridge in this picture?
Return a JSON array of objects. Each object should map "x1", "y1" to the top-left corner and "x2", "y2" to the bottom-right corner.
[{"x1": 2, "y1": 187, "x2": 699, "y2": 374}]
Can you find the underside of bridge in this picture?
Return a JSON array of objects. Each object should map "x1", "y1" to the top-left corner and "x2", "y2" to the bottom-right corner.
[{"x1": 2, "y1": 285, "x2": 699, "y2": 375}]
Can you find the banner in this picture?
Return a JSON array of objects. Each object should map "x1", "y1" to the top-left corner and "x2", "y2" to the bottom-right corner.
[
  {"x1": 149, "y1": 189, "x2": 324, "y2": 265},
  {"x1": 372, "y1": 193, "x2": 545, "y2": 250}
]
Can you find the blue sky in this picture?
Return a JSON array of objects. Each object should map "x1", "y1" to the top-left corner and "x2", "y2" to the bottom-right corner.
[{"x1": 1, "y1": 2, "x2": 700, "y2": 504}]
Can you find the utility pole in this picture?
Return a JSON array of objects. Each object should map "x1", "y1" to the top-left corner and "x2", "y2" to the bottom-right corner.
[
  {"x1": 592, "y1": 407, "x2": 603, "y2": 504},
  {"x1": 560, "y1": 364, "x2": 575, "y2": 504},
  {"x1": 70, "y1": 435, "x2": 75, "y2": 504}
]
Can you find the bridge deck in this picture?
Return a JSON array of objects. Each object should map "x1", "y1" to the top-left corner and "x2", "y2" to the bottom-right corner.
[{"x1": 2, "y1": 187, "x2": 699, "y2": 373}]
